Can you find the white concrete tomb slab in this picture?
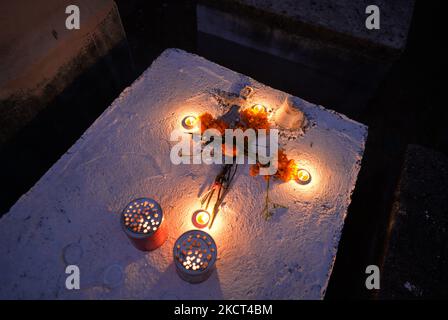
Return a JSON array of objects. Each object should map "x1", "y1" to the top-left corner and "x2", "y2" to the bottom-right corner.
[{"x1": 0, "y1": 49, "x2": 367, "y2": 299}]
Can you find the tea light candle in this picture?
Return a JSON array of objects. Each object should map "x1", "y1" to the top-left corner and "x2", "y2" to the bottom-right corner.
[
  {"x1": 173, "y1": 230, "x2": 217, "y2": 283},
  {"x1": 120, "y1": 198, "x2": 167, "y2": 251},
  {"x1": 251, "y1": 103, "x2": 266, "y2": 114},
  {"x1": 296, "y1": 168, "x2": 311, "y2": 185},
  {"x1": 182, "y1": 115, "x2": 198, "y2": 130},
  {"x1": 192, "y1": 209, "x2": 210, "y2": 229}
]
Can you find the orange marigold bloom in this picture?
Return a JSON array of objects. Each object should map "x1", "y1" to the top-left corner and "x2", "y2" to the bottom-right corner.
[
  {"x1": 274, "y1": 150, "x2": 297, "y2": 182},
  {"x1": 239, "y1": 108, "x2": 270, "y2": 132},
  {"x1": 198, "y1": 112, "x2": 228, "y2": 135},
  {"x1": 249, "y1": 164, "x2": 260, "y2": 176},
  {"x1": 250, "y1": 149, "x2": 297, "y2": 182}
]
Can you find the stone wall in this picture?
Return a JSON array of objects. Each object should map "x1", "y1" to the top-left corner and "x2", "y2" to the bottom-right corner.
[{"x1": 0, "y1": 0, "x2": 132, "y2": 147}]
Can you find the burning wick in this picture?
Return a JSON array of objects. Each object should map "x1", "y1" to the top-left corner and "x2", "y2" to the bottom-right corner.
[
  {"x1": 251, "y1": 104, "x2": 266, "y2": 114},
  {"x1": 296, "y1": 168, "x2": 311, "y2": 185},
  {"x1": 192, "y1": 209, "x2": 210, "y2": 229},
  {"x1": 182, "y1": 115, "x2": 198, "y2": 130}
]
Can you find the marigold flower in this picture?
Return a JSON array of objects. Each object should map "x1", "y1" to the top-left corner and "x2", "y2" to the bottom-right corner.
[
  {"x1": 199, "y1": 112, "x2": 228, "y2": 135},
  {"x1": 239, "y1": 108, "x2": 270, "y2": 132}
]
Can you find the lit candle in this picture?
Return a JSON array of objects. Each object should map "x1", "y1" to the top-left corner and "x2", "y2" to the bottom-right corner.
[
  {"x1": 296, "y1": 168, "x2": 311, "y2": 185},
  {"x1": 182, "y1": 115, "x2": 198, "y2": 130},
  {"x1": 173, "y1": 230, "x2": 217, "y2": 283},
  {"x1": 192, "y1": 209, "x2": 210, "y2": 229},
  {"x1": 251, "y1": 103, "x2": 266, "y2": 114},
  {"x1": 121, "y1": 198, "x2": 167, "y2": 251}
]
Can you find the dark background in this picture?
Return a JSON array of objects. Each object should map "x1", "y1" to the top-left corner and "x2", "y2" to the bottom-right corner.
[{"x1": 0, "y1": 0, "x2": 446, "y2": 299}]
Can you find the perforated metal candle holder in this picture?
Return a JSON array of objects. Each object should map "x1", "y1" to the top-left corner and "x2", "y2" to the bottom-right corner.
[
  {"x1": 121, "y1": 198, "x2": 167, "y2": 251},
  {"x1": 173, "y1": 230, "x2": 217, "y2": 284}
]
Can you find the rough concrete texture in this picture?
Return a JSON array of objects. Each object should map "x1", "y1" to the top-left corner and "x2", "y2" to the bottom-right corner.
[
  {"x1": 0, "y1": 0, "x2": 127, "y2": 146},
  {"x1": 203, "y1": 0, "x2": 415, "y2": 51},
  {"x1": 379, "y1": 144, "x2": 448, "y2": 299},
  {"x1": 0, "y1": 49, "x2": 367, "y2": 299}
]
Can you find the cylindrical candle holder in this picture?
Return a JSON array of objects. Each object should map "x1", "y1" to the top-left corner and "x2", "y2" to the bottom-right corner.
[
  {"x1": 173, "y1": 230, "x2": 217, "y2": 284},
  {"x1": 121, "y1": 198, "x2": 167, "y2": 251}
]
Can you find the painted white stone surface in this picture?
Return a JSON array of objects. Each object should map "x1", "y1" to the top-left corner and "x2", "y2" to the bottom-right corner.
[{"x1": 0, "y1": 49, "x2": 367, "y2": 299}]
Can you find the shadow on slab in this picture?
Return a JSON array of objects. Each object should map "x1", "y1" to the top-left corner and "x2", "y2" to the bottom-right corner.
[{"x1": 148, "y1": 262, "x2": 224, "y2": 300}]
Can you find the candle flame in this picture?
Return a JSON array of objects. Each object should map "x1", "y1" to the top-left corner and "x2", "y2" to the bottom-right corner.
[
  {"x1": 196, "y1": 211, "x2": 210, "y2": 225},
  {"x1": 251, "y1": 104, "x2": 266, "y2": 114},
  {"x1": 182, "y1": 115, "x2": 198, "y2": 130},
  {"x1": 192, "y1": 209, "x2": 210, "y2": 228},
  {"x1": 296, "y1": 168, "x2": 311, "y2": 184}
]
